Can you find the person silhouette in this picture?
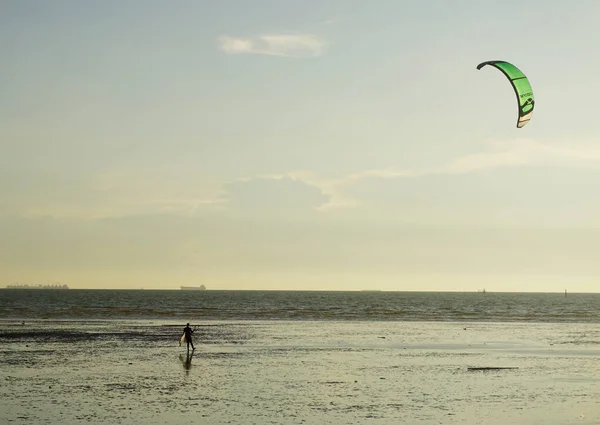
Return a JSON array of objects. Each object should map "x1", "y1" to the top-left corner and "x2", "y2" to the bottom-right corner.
[{"x1": 183, "y1": 323, "x2": 195, "y2": 350}]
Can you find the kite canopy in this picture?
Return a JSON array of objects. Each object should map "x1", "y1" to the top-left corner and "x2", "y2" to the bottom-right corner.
[{"x1": 477, "y1": 60, "x2": 534, "y2": 128}]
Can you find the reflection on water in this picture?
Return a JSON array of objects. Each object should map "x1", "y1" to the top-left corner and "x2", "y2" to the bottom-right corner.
[{"x1": 179, "y1": 350, "x2": 194, "y2": 375}]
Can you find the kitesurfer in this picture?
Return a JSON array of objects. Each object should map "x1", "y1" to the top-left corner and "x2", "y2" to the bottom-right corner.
[{"x1": 183, "y1": 323, "x2": 195, "y2": 350}]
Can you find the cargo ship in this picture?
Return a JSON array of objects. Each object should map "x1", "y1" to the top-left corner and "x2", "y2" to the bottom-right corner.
[{"x1": 180, "y1": 285, "x2": 206, "y2": 291}]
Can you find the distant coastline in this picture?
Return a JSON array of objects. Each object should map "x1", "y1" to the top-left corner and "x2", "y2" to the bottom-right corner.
[{"x1": 6, "y1": 283, "x2": 69, "y2": 290}]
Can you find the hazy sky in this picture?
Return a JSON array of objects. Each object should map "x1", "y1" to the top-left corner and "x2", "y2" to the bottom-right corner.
[{"x1": 2, "y1": 0, "x2": 600, "y2": 291}]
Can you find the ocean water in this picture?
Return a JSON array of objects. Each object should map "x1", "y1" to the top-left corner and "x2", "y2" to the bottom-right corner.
[
  {"x1": 2, "y1": 290, "x2": 599, "y2": 424},
  {"x1": 1, "y1": 289, "x2": 599, "y2": 322}
]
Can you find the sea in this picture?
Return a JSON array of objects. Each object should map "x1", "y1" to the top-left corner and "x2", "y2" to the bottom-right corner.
[
  {"x1": 2, "y1": 290, "x2": 600, "y2": 425},
  {"x1": 2, "y1": 289, "x2": 599, "y2": 322}
]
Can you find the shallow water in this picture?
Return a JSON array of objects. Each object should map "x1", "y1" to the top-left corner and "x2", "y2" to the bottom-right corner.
[{"x1": 1, "y1": 320, "x2": 599, "y2": 424}]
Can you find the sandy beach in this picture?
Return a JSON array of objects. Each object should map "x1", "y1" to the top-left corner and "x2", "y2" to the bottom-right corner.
[{"x1": 1, "y1": 320, "x2": 599, "y2": 424}]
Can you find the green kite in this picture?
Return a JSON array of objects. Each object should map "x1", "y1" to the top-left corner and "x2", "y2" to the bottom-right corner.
[{"x1": 477, "y1": 60, "x2": 535, "y2": 128}]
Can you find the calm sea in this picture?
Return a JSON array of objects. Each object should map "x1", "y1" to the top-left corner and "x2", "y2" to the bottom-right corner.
[{"x1": 1, "y1": 290, "x2": 599, "y2": 323}]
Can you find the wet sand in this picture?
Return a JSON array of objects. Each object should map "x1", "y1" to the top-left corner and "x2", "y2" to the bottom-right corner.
[{"x1": 1, "y1": 320, "x2": 599, "y2": 424}]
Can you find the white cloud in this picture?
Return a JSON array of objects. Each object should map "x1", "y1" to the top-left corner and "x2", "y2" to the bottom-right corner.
[
  {"x1": 218, "y1": 34, "x2": 326, "y2": 58},
  {"x1": 236, "y1": 139, "x2": 600, "y2": 213},
  {"x1": 441, "y1": 139, "x2": 600, "y2": 174},
  {"x1": 332, "y1": 138, "x2": 600, "y2": 185},
  {"x1": 220, "y1": 173, "x2": 330, "y2": 218},
  {"x1": 17, "y1": 138, "x2": 600, "y2": 220}
]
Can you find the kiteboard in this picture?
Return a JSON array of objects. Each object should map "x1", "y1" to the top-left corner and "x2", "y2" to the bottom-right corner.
[{"x1": 179, "y1": 333, "x2": 185, "y2": 346}]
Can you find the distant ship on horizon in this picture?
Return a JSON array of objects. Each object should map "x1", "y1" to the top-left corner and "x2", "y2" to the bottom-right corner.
[
  {"x1": 180, "y1": 285, "x2": 206, "y2": 291},
  {"x1": 6, "y1": 283, "x2": 69, "y2": 290}
]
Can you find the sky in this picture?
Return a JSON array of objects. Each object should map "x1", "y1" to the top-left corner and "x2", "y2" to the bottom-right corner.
[{"x1": 2, "y1": 0, "x2": 600, "y2": 291}]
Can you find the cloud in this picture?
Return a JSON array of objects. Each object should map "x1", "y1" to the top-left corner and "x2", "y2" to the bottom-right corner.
[
  {"x1": 220, "y1": 175, "x2": 330, "y2": 219},
  {"x1": 308, "y1": 138, "x2": 600, "y2": 212},
  {"x1": 332, "y1": 139, "x2": 600, "y2": 186},
  {"x1": 218, "y1": 34, "x2": 326, "y2": 58},
  {"x1": 344, "y1": 166, "x2": 600, "y2": 227},
  {"x1": 9, "y1": 137, "x2": 600, "y2": 224},
  {"x1": 441, "y1": 139, "x2": 600, "y2": 174}
]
